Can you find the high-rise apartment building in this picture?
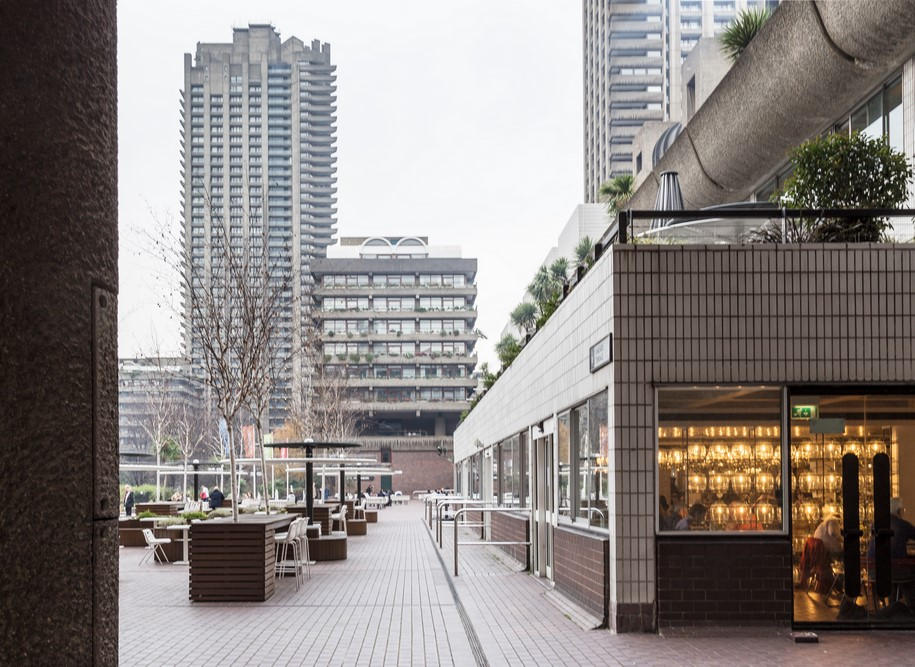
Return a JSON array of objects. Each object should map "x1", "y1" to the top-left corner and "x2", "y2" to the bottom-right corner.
[
  {"x1": 583, "y1": 0, "x2": 776, "y2": 202},
  {"x1": 310, "y1": 237, "x2": 478, "y2": 492},
  {"x1": 181, "y1": 25, "x2": 337, "y2": 427}
]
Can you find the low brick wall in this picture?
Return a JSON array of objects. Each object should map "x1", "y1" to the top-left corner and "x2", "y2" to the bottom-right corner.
[
  {"x1": 656, "y1": 537, "x2": 792, "y2": 626},
  {"x1": 490, "y1": 512, "x2": 529, "y2": 565},
  {"x1": 463, "y1": 509, "x2": 484, "y2": 539},
  {"x1": 553, "y1": 525, "x2": 608, "y2": 622}
]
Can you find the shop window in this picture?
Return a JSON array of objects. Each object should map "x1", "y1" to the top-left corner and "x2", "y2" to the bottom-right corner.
[
  {"x1": 588, "y1": 391, "x2": 609, "y2": 528},
  {"x1": 558, "y1": 413, "x2": 571, "y2": 519},
  {"x1": 499, "y1": 435, "x2": 523, "y2": 507},
  {"x1": 573, "y1": 405, "x2": 589, "y2": 522},
  {"x1": 657, "y1": 386, "x2": 784, "y2": 533},
  {"x1": 470, "y1": 454, "x2": 480, "y2": 500},
  {"x1": 556, "y1": 390, "x2": 609, "y2": 528},
  {"x1": 490, "y1": 444, "x2": 500, "y2": 505},
  {"x1": 885, "y1": 77, "x2": 903, "y2": 153}
]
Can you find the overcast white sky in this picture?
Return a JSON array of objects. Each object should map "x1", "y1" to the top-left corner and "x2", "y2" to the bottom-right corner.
[{"x1": 118, "y1": 1, "x2": 583, "y2": 368}]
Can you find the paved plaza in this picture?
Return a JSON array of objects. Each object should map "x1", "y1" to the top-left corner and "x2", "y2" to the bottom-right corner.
[{"x1": 121, "y1": 504, "x2": 915, "y2": 666}]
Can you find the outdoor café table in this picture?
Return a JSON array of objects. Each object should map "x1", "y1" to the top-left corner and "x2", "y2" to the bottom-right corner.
[
  {"x1": 166, "y1": 523, "x2": 192, "y2": 565},
  {"x1": 288, "y1": 502, "x2": 336, "y2": 534},
  {"x1": 365, "y1": 496, "x2": 387, "y2": 509},
  {"x1": 189, "y1": 514, "x2": 295, "y2": 602}
]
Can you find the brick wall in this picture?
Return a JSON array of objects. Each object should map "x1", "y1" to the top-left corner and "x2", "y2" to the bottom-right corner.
[
  {"x1": 490, "y1": 512, "x2": 529, "y2": 565},
  {"x1": 657, "y1": 537, "x2": 792, "y2": 626},
  {"x1": 358, "y1": 449, "x2": 453, "y2": 494},
  {"x1": 553, "y1": 525, "x2": 609, "y2": 622}
]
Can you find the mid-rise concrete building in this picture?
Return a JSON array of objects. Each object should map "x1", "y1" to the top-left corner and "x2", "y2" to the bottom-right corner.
[
  {"x1": 311, "y1": 237, "x2": 478, "y2": 492},
  {"x1": 180, "y1": 24, "x2": 338, "y2": 427},
  {"x1": 583, "y1": 0, "x2": 776, "y2": 201},
  {"x1": 118, "y1": 357, "x2": 203, "y2": 461}
]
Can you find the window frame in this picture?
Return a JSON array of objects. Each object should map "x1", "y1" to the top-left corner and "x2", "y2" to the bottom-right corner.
[{"x1": 556, "y1": 388, "x2": 609, "y2": 531}]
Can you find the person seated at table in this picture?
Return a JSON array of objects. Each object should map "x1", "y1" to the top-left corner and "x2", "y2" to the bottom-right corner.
[
  {"x1": 208, "y1": 486, "x2": 225, "y2": 509},
  {"x1": 675, "y1": 503, "x2": 706, "y2": 531},
  {"x1": 867, "y1": 497, "x2": 915, "y2": 606},
  {"x1": 659, "y1": 495, "x2": 675, "y2": 531},
  {"x1": 814, "y1": 513, "x2": 843, "y2": 557}
]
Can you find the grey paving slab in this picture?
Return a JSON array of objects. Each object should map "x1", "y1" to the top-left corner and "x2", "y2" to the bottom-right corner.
[
  {"x1": 119, "y1": 503, "x2": 473, "y2": 666},
  {"x1": 121, "y1": 503, "x2": 915, "y2": 666}
]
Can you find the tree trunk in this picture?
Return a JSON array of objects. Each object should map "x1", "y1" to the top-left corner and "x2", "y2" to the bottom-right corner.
[
  {"x1": 227, "y1": 419, "x2": 239, "y2": 522},
  {"x1": 254, "y1": 418, "x2": 271, "y2": 514},
  {"x1": 183, "y1": 455, "x2": 188, "y2": 500},
  {"x1": 156, "y1": 446, "x2": 161, "y2": 501}
]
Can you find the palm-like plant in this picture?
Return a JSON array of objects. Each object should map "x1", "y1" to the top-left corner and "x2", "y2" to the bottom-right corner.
[
  {"x1": 598, "y1": 174, "x2": 635, "y2": 213},
  {"x1": 575, "y1": 236, "x2": 594, "y2": 266},
  {"x1": 720, "y1": 8, "x2": 771, "y2": 62},
  {"x1": 510, "y1": 302, "x2": 538, "y2": 337},
  {"x1": 494, "y1": 333, "x2": 521, "y2": 368},
  {"x1": 527, "y1": 265, "x2": 556, "y2": 307},
  {"x1": 549, "y1": 257, "x2": 569, "y2": 284}
]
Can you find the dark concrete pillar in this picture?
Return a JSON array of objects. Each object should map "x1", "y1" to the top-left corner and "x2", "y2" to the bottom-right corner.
[{"x1": 0, "y1": 1, "x2": 119, "y2": 664}]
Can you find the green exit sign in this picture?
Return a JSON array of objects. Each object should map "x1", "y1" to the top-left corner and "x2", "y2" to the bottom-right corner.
[{"x1": 792, "y1": 405, "x2": 818, "y2": 419}]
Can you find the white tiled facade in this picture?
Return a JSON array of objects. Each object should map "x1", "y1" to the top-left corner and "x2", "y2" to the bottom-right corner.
[{"x1": 455, "y1": 250, "x2": 614, "y2": 462}]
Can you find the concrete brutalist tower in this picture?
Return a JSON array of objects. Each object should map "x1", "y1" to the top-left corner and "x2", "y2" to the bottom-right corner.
[
  {"x1": 180, "y1": 25, "x2": 338, "y2": 427},
  {"x1": 583, "y1": 0, "x2": 775, "y2": 202}
]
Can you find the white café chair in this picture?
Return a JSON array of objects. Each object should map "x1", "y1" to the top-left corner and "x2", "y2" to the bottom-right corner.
[
  {"x1": 353, "y1": 501, "x2": 366, "y2": 521},
  {"x1": 295, "y1": 519, "x2": 314, "y2": 579},
  {"x1": 139, "y1": 528, "x2": 172, "y2": 565},
  {"x1": 330, "y1": 505, "x2": 347, "y2": 535},
  {"x1": 275, "y1": 519, "x2": 304, "y2": 590}
]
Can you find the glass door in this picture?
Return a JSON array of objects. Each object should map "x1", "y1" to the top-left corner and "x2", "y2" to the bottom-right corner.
[
  {"x1": 791, "y1": 391, "x2": 915, "y2": 626},
  {"x1": 532, "y1": 434, "x2": 554, "y2": 580}
]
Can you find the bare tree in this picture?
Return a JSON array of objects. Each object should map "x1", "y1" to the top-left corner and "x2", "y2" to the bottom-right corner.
[
  {"x1": 173, "y1": 399, "x2": 209, "y2": 498},
  {"x1": 134, "y1": 353, "x2": 177, "y2": 501},
  {"x1": 243, "y1": 265, "x2": 294, "y2": 512},
  {"x1": 288, "y1": 321, "x2": 363, "y2": 442}
]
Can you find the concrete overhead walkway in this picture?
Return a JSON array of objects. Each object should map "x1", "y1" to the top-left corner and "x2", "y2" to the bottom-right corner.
[{"x1": 121, "y1": 503, "x2": 915, "y2": 666}]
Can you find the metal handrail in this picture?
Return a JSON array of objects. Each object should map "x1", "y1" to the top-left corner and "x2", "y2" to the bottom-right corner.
[
  {"x1": 424, "y1": 494, "x2": 467, "y2": 526},
  {"x1": 452, "y1": 507, "x2": 531, "y2": 576},
  {"x1": 437, "y1": 499, "x2": 488, "y2": 548}
]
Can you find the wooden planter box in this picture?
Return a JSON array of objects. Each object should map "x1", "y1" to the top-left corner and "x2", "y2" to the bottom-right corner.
[
  {"x1": 346, "y1": 519, "x2": 367, "y2": 536},
  {"x1": 308, "y1": 535, "x2": 347, "y2": 561},
  {"x1": 189, "y1": 514, "x2": 294, "y2": 602},
  {"x1": 365, "y1": 510, "x2": 378, "y2": 524},
  {"x1": 118, "y1": 518, "x2": 146, "y2": 547},
  {"x1": 135, "y1": 501, "x2": 184, "y2": 516}
]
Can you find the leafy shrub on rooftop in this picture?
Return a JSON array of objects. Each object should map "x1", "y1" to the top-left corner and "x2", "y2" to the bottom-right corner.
[
  {"x1": 180, "y1": 511, "x2": 209, "y2": 521},
  {"x1": 748, "y1": 132, "x2": 912, "y2": 243}
]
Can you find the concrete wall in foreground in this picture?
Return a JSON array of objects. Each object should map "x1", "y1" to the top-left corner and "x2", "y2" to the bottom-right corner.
[{"x1": 0, "y1": 1, "x2": 119, "y2": 663}]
